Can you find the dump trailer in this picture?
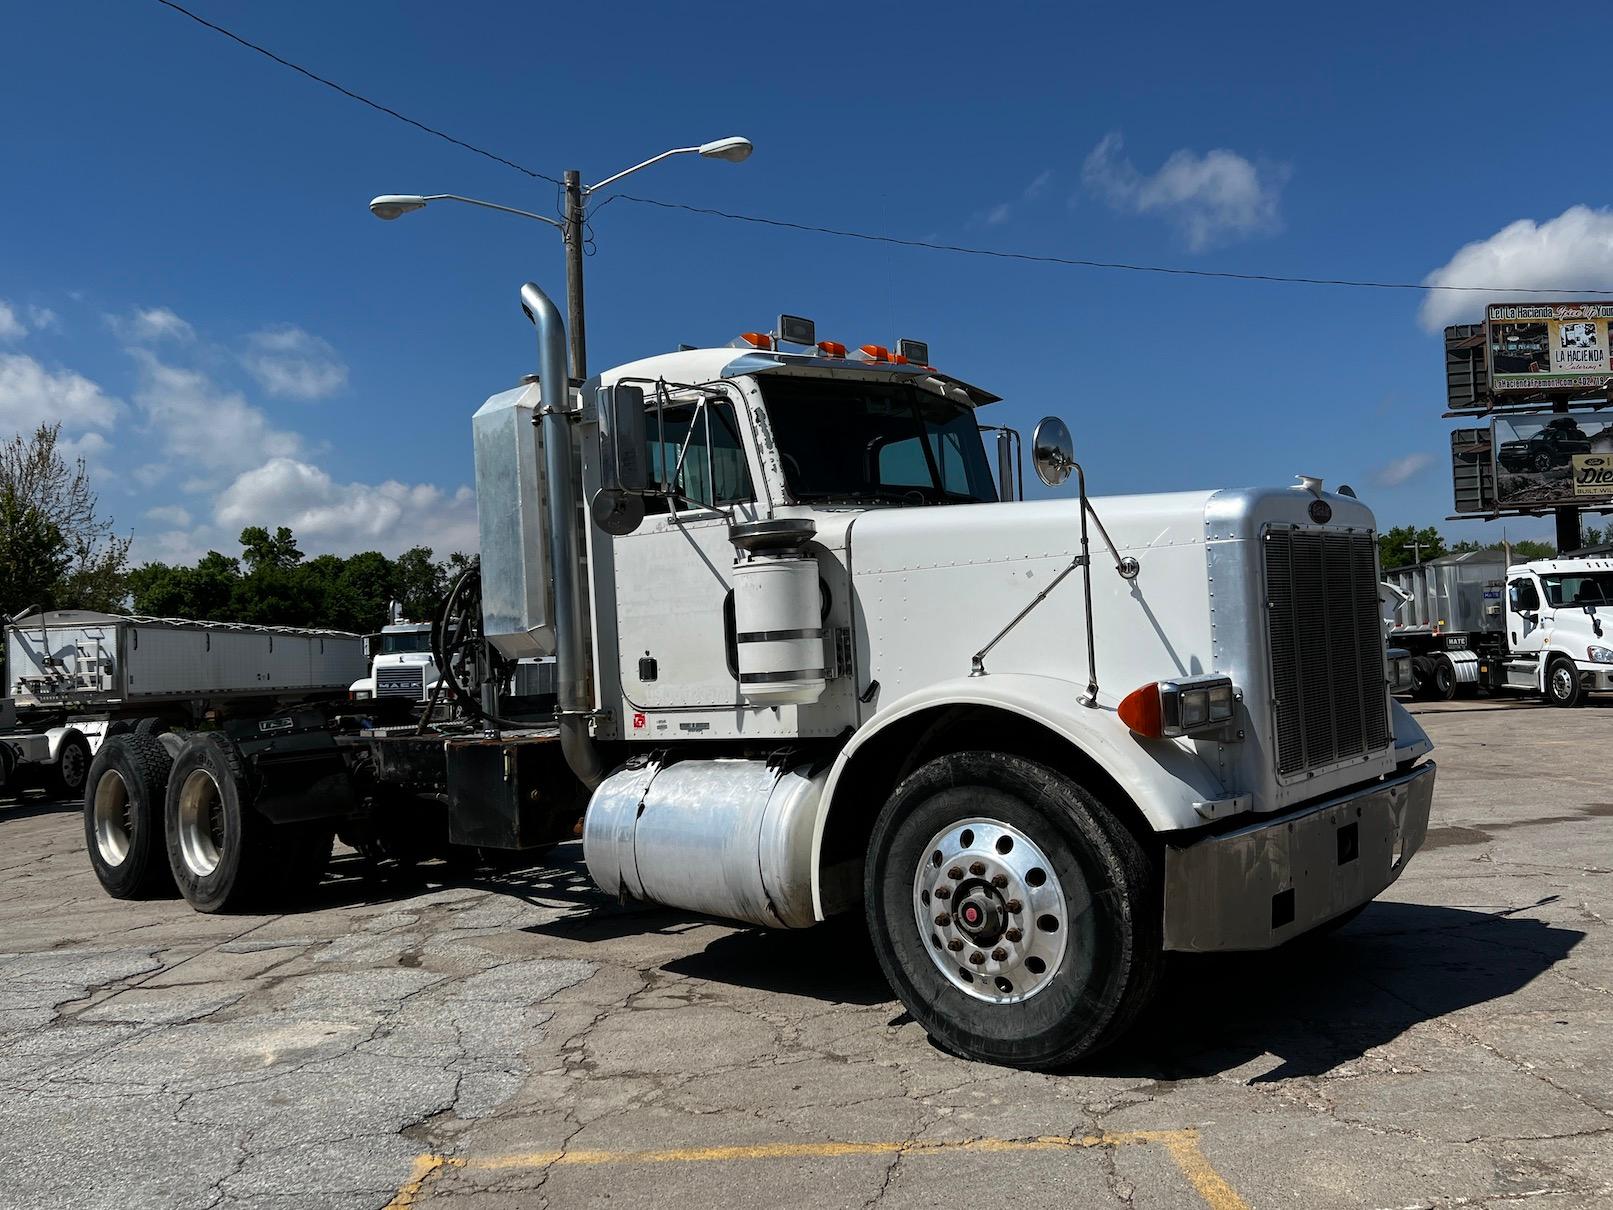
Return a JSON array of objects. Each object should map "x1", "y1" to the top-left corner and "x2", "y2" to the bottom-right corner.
[
  {"x1": 1387, "y1": 552, "x2": 1613, "y2": 706},
  {"x1": 80, "y1": 280, "x2": 1437, "y2": 1070},
  {"x1": 1, "y1": 611, "x2": 364, "y2": 801}
]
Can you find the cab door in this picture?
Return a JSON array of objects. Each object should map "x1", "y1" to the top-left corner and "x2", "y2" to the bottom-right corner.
[
  {"x1": 611, "y1": 386, "x2": 760, "y2": 710},
  {"x1": 1507, "y1": 576, "x2": 1546, "y2": 654}
]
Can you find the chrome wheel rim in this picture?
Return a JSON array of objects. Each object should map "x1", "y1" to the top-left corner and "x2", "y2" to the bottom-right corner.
[
  {"x1": 912, "y1": 817, "x2": 1078, "y2": 1004},
  {"x1": 60, "y1": 743, "x2": 87, "y2": 791},
  {"x1": 1552, "y1": 665, "x2": 1576, "y2": 700},
  {"x1": 92, "y1": 770, "x2": 133, "y2": 866},
  {"x1": 176, "y1": 769, "x2": 226, "y2": 878}
]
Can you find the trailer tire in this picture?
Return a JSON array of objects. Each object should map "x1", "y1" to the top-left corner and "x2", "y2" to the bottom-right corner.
[
  {"x1": 864, "y1": 750, "x2": 1160, "y2": 1071},
  {"x1": 133, "y1": 717, "x2": 172, "y2": 738},
  {"x1": 1546, "y1": 656, "x2": 1584, "y2": 708},
  {"x1": 84, "y1": 735, "x2": 175, "y2": 899},
  {"x1": 164, "y1": 732, "x2": 271, "y2": 913},
  {"x1": 1431, "y1": 658, "x2": 1458, "y2": 701},
  {"x1": 49, "y1": 732, "x2": 93, "y2": 800}
]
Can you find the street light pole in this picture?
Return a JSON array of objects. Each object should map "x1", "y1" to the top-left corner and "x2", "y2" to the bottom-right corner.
[
  {"x1": 370, "y1": 136, "x2": 752, "y2": 386},
  {"x1": 562, "y1": 169, "x2": 588, "y2": 381}
]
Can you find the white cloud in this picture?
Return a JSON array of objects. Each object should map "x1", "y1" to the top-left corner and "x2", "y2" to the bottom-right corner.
[
  {"x1": 144, "y1": 504, "x2": 192, "y2": 528},
  {"x1": 27, "y1": 305, "x2": 58, "y2": 332},
  {"x1": 132, "y1": 463, "x2": 168, "y2": 488},
  {"x1": 109, "y1": 306, "x2": 196, "y2": 344},
  {"x1": 1082, "y1": 132, "x2": 1287, "y2": 251},
  {"x1": 215, "y1": 457, "x2": 476, "y2": 557},
  {"x1": 59, "y1": 430, "x2": 112, "y2": 469},
  {"x1": 0, "y1": 353, "x2": 121, "y2": 433},
  {"x1": 0, "y1": 302, "x2": 25, "y2": 342},
  {"x1": 984, "y1": 202, "x2": 1012, "y2": 226},
  {"x1": 977, "y1": 170, "x2": 1054, "y2": 228},
  {"x1": 1419, "y1": 206, "x2": 1613, "y2": 331},
  {"x1": 241, "y1": 324, "x2": 348, "y2": 400},
  {"x1": 128, "y1": 348, "x2": 302, "y2": 473},
  {"x1": 1371, "y1": 453, "x2": 1432, "y2": 488}
]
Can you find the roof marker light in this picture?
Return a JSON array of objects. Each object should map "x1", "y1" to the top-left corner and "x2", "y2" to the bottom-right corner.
[
  {"x1": 731, "y1": 332, "x2": 774, "y2": 351},
  {"x1": 816, "y1": 340, "x2": 847, "y2": 358},
  {"x1": 856, "y1": 344, "x2": 891, "y2": 363}
]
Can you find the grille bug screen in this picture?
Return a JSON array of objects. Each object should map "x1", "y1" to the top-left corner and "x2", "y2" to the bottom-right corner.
[{"x1": 1265, "y1": 528, "x2": 1392, "y2": 777}]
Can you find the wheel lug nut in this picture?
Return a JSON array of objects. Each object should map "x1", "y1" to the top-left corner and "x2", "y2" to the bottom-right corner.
[
  {"x1": 991, "y1": 874, "x2": 1008, "y2": 888},
  {"x1": 968, "y1": 951, "x2": 985, "y2": 965},
  {"x1": 934, "y1": 885, "x2": 951, "y2": 900},
  {"x1": 947, "y1": 866, "x2": 964, "y2": 880},
  {"x1": 1005, "y1": 899, "x2": 1022, "y2": 914},
  {"x1": 935, "y1": 912, "x2": 951, "y2": 926},
  {"x1": 947, "y1": 938, "x2": 964, "y2": 952},
  {"x1": 969, "y1": 861, "x2": 986, "y2": 876},
  {"x1": 1005, "y1": 928, "x2": 1023, "y2": 943},
  {"x1": 991, "y1": 948, "x2": 1008, "y2": 962}
]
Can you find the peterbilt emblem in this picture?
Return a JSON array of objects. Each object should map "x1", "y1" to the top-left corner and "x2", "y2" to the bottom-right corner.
[{"x1": 1308, "y1": 499, "x2": 1333, "y2": 525}]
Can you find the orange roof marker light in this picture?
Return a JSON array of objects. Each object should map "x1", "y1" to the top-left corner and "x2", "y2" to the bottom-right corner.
[
  {"x1": 855, "y1": 344, "x2": 891, "y2": 363},
  {"x1": 730, "y1": 332, "x2": 774, "y2": 351},
  {"x1": 816, "y1": 340, "x2": 847, "y2": 358}
]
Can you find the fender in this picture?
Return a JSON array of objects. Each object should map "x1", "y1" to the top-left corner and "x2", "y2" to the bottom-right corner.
[
  {"x1": 44, "y1": 725, "x2": 88, "y2": 763},
  {"x1": 808, "y1": 673, "x2": 1233, "y2": 920}
]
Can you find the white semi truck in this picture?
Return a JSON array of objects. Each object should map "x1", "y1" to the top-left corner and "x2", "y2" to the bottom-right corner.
[
  {"x1": 1387, "y1": 550, "x2": 1613, "y2": 705},
  {"x1": 79, "y1": 281, "x2": 1436, "y2": 1069},
  {"x1": 348, "y1": 616, "x2": 440, "y2": 705}
]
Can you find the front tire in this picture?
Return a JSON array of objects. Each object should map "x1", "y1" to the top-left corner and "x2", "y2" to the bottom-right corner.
[
  {"x1": 864, "y1": 751, "x2": 1159, "y2": 1070},
  {"x1": 84, "y1": 735, "x2": 175, "y2": 899},
  {"x1": 1546, "y1": 657, "x2": 1584, "y2": 708}
]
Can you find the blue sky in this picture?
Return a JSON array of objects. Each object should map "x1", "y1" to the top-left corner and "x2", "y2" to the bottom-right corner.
[{"x1": 5, "y1": 0, "x2": 1612, "y2": 564}]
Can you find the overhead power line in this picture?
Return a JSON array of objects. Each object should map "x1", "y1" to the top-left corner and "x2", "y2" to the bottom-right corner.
[
  {"x1": 152, "y1": 0, "x2": 561, "y2": 186},
  {"x1": 611, "y1": 193, "x2": 1613, "y2": 296},
  {"x1": 153, "y1": 0, "x2": 1613, "y2": 298}
]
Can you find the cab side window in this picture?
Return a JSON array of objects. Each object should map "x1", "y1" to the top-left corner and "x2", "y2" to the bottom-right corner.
[
  {"x1": 1509, "y1": 578, "x2": 1540, "y2": 612},
  {"x1": 644, "y1": 398, "x2": 753, "y2": 514}
]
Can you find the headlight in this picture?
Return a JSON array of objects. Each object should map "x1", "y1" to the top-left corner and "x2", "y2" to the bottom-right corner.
[
  {"x1": 1118, "y1": 674, "x2": 1238, "y2": 738},
  {"x1": 1387, "y1": 649, "x2": 1415, "y2": 693},
  {"x1": 1587, "y1": 646, "x2": 1613, "y2": 664}
]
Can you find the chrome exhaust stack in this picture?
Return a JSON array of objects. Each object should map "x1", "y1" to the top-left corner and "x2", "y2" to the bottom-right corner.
[{"x1": 519, "y1": 281, "x2": 604, "y2": 789}]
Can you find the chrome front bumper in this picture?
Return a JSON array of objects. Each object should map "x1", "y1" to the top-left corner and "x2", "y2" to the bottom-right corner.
[{"x1": 1161, "y1": 760, "x2": 1436, "y2": 952}]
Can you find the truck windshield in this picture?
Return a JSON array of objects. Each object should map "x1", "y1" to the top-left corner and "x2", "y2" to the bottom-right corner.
[
  {"x1": 1540, "y1": 572, "x2": 1613, "y2": 607},
  {"x1": 379, "y1": 631, "x2": 432, "y2": 654},
  {"x1": 761, "y1": 377, "x2": 998, "y2": 505}
]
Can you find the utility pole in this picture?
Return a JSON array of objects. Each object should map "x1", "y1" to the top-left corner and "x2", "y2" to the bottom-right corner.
[
  {"x1": 562, "y1": 169, "x2": 588, "y2": 382},
  {"x1": 1551, "y1": 397, "x2": 1580, "y2": 554}
]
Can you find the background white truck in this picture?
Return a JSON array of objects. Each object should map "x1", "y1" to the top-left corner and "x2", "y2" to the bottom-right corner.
[
  {"x1": 77, "y1": 281, "x2": 1436, "y2": 1070},
  {"x1": 1387, "y1": 551, "x2": 1613, "y2": 705},
  {"x1": 347, "y1": 615, "x2": 440, "y2": 705}
]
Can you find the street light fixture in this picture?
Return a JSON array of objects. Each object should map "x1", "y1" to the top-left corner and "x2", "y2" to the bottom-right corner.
[{"x1": 369, "y1": 136, "x2": 753, "y2": 378}]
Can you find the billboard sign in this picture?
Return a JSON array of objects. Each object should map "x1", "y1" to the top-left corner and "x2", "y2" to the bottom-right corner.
[
  {"x1": 1491, "y1": 412, "x2": 1613, "y2": 509},
  {"x1": 1487, "y1": 303, "x2": 1613, "y2": 396}
]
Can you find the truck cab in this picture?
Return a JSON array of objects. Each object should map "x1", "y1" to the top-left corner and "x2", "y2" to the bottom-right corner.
[
  {"x1": 349, "y1": 620, "x2": 439, "y2": 704},
  {"x1": 1503, "y1": 557, "x2": 1613, "y2": 706},
  {"x1": 471, "y1": 289, "x2": 1437, "y2": 1069}
]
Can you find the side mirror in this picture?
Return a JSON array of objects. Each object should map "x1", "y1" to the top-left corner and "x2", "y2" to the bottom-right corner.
[
  {"x1": 1031, "y1": 416, "x2": 1075, "y2": 488},
  {"x1": 592, "y1": 384, "x2": 650, "y2": 536}
]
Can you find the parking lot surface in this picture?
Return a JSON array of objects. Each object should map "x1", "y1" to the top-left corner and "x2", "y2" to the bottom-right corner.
[{"x1": 2, "y1": 698, "x2": 1610, "y2": 1209}]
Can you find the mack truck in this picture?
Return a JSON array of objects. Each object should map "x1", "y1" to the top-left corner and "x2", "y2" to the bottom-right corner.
[
  {"x1": 347, "y1": 612, "x2": 440, "y2": 706},
  {"x1": 77, "y1": 280, "x2": 1436, "y2": 1069},
  {"x1": 1387, "y1": 550, "x2": 1613, "y2": 706}
]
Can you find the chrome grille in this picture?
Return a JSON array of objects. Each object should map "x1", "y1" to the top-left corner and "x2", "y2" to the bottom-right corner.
[
  {"x1": 376, "y1": 666, "x2": 424, "y2": 698},
  {"x1": 1264, "y1": 528, "x2": 1391, "y2": 777}
]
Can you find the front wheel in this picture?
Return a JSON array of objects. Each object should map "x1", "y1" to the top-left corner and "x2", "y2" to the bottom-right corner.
[
  {"x1": 864, "y1": 751, "x2": 1160, "y2": 1070},
  {"x1": 1546, "y1": 658, "x2": 1584, "y2": 708}
]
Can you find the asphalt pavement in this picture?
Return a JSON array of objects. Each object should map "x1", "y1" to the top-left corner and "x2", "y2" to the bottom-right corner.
[{"x1": 1, "y1": 697, "x2": 1610, "y2": 1209}]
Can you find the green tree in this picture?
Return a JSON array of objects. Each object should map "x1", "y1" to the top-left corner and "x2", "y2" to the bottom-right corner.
[
  {"x1": 1377, "y1": 526, "x2": 1446, "y2": 571},
  {"x1": 394, "y1": 546, "x2": 446, "y2": 624},
  {"x1": 0, "y1": 423, "x2": 130, "y2": 614},
  {"x1": 1512, "y1": 538, "x2": 1555, "y2": 560},
  {"x1": 239, "y1": 525, "x2": 303, "y2": 572}
]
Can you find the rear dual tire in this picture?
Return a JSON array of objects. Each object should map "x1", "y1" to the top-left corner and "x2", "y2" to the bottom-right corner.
[
  {"x1": 164, "y1": 733, "x2": 333, "y2": 913},
  {"x1": 83, "y1": 735, "x2": 176, "y2": 899},
  {"x1": 864, "y1": 751, "x2": 1159, "y2": 1071}
]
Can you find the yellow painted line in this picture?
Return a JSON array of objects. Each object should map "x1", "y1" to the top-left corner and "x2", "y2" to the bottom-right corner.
[{"x1": 388, "y1": 1127, "x2": 1249, "y2": 1209}]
